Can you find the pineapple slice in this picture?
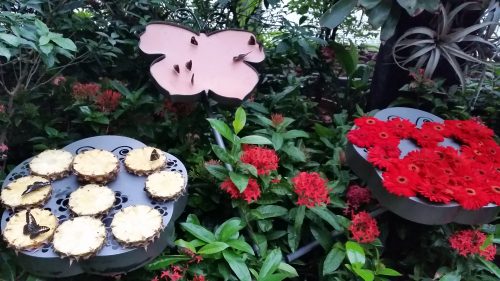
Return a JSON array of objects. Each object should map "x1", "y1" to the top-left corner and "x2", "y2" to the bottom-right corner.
[
  {"x1": 72, "y1": 149, "x2": 119, "y2": 184},
  {"x1": 29, "y1": 149, "x2": 73, "y2": 180},
  {"x1": 68, "y1": 184, "x2": 115, "y2": 217},
  {"x1": 124, "y1": 147, "x2": 166, "y2": 176},
  {"x1": 52, "y1": 216, "x2": 106, "y2": 260},
  {"x1": 3, "y1": 208, "x2": 57, "y2": 251},
  {"x1": 145, "y1": 171, "x2": 185, "y2": 201},
  {"x1": 1, "y1": 175, "x2": 52, "y2": 209},
  {"x1": 111, "y1": 205, "x2": 162, "y2": 248}
]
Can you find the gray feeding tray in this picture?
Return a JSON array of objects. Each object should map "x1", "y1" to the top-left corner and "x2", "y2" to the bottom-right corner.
[
  {"x1": 1, "y1": 135, "x2": 188, "y2": 277},
  {"x1": 346, "y1": 107, "x2": 498, "y2": 225}
]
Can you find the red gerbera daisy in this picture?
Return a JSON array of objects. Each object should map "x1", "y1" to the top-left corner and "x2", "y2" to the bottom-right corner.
[
  {"x1": 410, "y1": 128, "x2": 444, "y2": 148},
  {"x1": 367, "y1": 144, "x2": 400, "y2": 170},
  {"x1": 349, "y1": 212, "x2": 380, "y2": 244},
  {"x1": 347, "y1": 128, "x2": 375, "y2": 148},
  {"x1": 421, "y1": 121, "x2": 451, "y2": 137},
  {"x1": 382, "y1": 165, "x2": 419, "y2": 197},
  {"x1": 354, "y1": 116, "x2": 381, "y2": 128},
  {"x1": 454, "y1": 184, "x2": 489, "y2": 210},
  {"x1": 386, "y1": 117, "x2": 416, "y2": 138},
  {"x1": 240, "y1": 146, "x2": 279, "y2": 175},
  {"x1": 292, "y1": 172, "x2": 330, "y2": 208}
]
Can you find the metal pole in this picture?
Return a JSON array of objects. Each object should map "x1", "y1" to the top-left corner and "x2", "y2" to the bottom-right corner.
[{"x1": 285, "y1": 207, "x2": 387, "y2": 262}]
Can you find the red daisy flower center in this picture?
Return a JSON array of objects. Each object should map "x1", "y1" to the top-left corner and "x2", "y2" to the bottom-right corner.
[
  {"x1": 433, "y1": 125, "x2": 444, "y2": 131},
  {"x1": 366, "y1": 119, "x2": 376, "y2": 125},
  {"x1": 464, "y1": 176, "x2": 472, "y2": 181},
  {"x1": 466, "y1": 188, "x2": 476, "y2": 195},
  {"x1": 378, "y1": 132, "x2": 389, "y2": 139},
  {"x1": 408, "y1": 164, "x2": 420, "y2": 172},
  {"x1": 443, "y1": 168, "x2": 453, "y2": 175},
  {"x1": 473, "y1": 150, "x2": 482, "y2": 156},
  {"x1": 492, "y1": 186, "x2": 500, "y2": 194},
  {"x1": 477, "y1": 169, "x2": 485, "y2": 176},
  {"x1": 397, "y1": 176, "x2": 408, "y2": 184}
]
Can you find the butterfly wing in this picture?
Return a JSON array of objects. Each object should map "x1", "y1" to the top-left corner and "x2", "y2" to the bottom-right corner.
[{"x1": 29, "y1": 226, "x2": 50, "y2": 239}]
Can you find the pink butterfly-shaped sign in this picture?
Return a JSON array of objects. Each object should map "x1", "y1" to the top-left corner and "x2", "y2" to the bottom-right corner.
[{"x1": 139, "y1": 23, "x2": 265, "y2": 104}]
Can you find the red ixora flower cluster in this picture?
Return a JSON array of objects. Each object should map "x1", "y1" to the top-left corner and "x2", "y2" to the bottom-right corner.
[
  {"x1": 220, "y1": 178, "x2": 261, "y2": 203},
  {"x1": 344, "y1": 184, "x2": 371, "y2": 215},
  {"x1": 71, "y1": 82, "x2": 122, "y2": 113},
  {"x1": 348, "y1": 117, "x2": 500, "y2": 210},
  {"x1": 448, "y1": 229, "x2": 496, "y2": 261},
  {"x1": 240, "y1": 145, "x2": 279, "y2": 175},
  {"x1": 151, "y1": 248, "x2": 204, "y2": 281},
  {"x1": 96, "y1": 89, "x2": 122, "y2": 112},
  {"x1": 292, "y1": 172, "x2": 330, "y2": 208},
  {"x1": 71, "y1": 82, "x2": 101, "y2": 100},
  {"x1": 349, "y1": 212, "x2": 380, "y2": 244}
]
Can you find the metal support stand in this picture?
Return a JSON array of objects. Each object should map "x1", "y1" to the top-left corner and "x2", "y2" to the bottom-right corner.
[{"x1": 285, "y1": 207, "x2": 387, "y2": 262}]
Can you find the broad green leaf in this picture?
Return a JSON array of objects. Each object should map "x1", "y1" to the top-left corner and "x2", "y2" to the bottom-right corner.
[
  {"x1": 39, "y1": 43, "x2": 53, "y2": 54},
  {"x1": 211, "y1": 144, "x2": 233, "y2": 163},
  {"x1": 323, "y1": 246, "x2": 345, "y2": 275},
  {"x1": 207, "y1": 118, "x2": 234, "y2": 143},
  {"x1": 259, "y1": 249, "x2": 282, "y2": 279},
  {"x1": 226, "y1": 240, "x2": 255, "y2": 255},
  {"x1": 215, "y1": 218, "x2": 244, "y2": 241},
  {"x1": 310, "y1": 207, "x2": 343, "y2": 231},
  {"x1": 38, "y1": 35, "x2": 50, "y2": 45},
  {"x1": 271, "y1": 132, "x2": 283, "y2": 150},
  {"x1": 51, "y1": 36, "x2": 76, "y2": 51},
  {"x1": 223, "y1": 250, "x2": 251, "y2": 281},
  {"x1": 282, "y1": 130, "x2": 309, "y2": 139},
  {"x1": 0, "y1": 34, "x2": 21, "y2": 47},
  {"x1": 352, "y1": 267, "x2": 374, "y2": 281},
  {"x1": 380, "y1": 5, "x2": 401, "y2": 41},
  {"x1": 180, "y1": 223, "x2": 215, "y2": 243},
  {"x1": 255, "y1": 205, "x2": 288, "y2": 219},
  {"x1": 377, "y1": 267, "x2": 402, "y2": 276},
  {"x1": 174, "y1": 239, "x2": 196, "y2": 252},
  {"x1": 206, "y1": 164, "x2": 228, "y2": 181},
  {"x1": 397, "y1": 0, "x2": 418, "y2": 15},
  {"x1": 345, "y1": 241, "x2": 365, "y2": 267},
  {"x1": 260, "y1": 273, "x2": 289, "y2": 281},
  {"x1": 319, "y1": 0, "x2": 357, "y2": 29},
  {"x1": 240, "y1": 135, "x2": 272, "y2": 145},
  {"x1": 0, "y1": 43, "x2": 11, "y2": 60},
  {"x1": 233, "y1": 107, "x2": 246, "y2": 135},
  {"x1": 281, "y1": 144, "x2": 306, "y2": 162},
  {"x1": 34, "y1": 19, "x2": 49, "y2": 35},
  {"x1": 229, "y1": 172, "x2": 249, "y2": 192},
  {"x1": 367, "y1": 0, "x2": 393, "y2": 28},
  {"x1": 360, "y1": 0, "x2": 381, "y2": 9},
  {"x1": 198, "y1": 242, "x2": 229, "y2": 255},
  {"x1": 439, "y1": 272, "x2": 461, "y2": 281},
  {"x1": 277, "y1": 262, "x2": 299, "y2": 277},
  {"x1": 479, "y1": 259, "x2": 500, "y2": 279},
  {"x1": 239, "y1": 163, "x2": 258, "y2": 177},
  {"x1": 332, "y1": 42, "x2": 358, "y2": 76},
  {"x1": 145, "y1": 255, "x2": 191, "y2": 270}
]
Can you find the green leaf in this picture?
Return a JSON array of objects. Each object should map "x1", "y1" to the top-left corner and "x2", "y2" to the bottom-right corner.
[
  {"x1": 479, "y1": 259, "x2": 500, "y2": 279},
  {"x1": 271, "y1": 132, "x2": 284, "y2": 150},
  {"x1": 352, "y1": 267, "x2": 374, "y2": 281},
  {"x1": 0, "y1": 43, "x2": 11, "y2": 60},
  {"x1": 223, "y1": 250, "x2": 251, "y2": 281},
  {"x1": 310, "y1": 207, "x2": 343, "y2": 231},
  {"x1": 0, "y1": 34, "x2": 21, "y2": 47},
  {"x1": 39, "y1": 43, "x2": 53, "y2": 54},
  {"x1": 289, "y1": 206, "x2": 306, "y2": 251},
  {"x1": 282, "y1": 130, "x2": 309, "y2": 139},
  {"x1": 260, "y1": 273, "x2": 289, "y2": 281},
  {"x1": 207, "y1": 118, "x2": 234, "y2": 143},
  {"x1": 229, "y1": 172, "x2": 249, "y2": 192},
  {"x1": 360, "y1": 0, "x2": 381, "y2": 9},
  {"x1": 226, "y1": 240, "x2": 255, "y2": 255},
  {"x1": 239, "y1": 163, "x2": 258, "y2": 177},
  {"x1": 345, "y1": 241, "x2": 365, "y2": 267},
  {"x1": 145, "y1": 255, "x2": 191, "y2": 270},
  {"x1": 323, "y1": 246, "x2": 345, "y2": 275},
  {"x1": 319, "y1": 0, "x2": 357, "y2": 29},
  {"x1": 281, "y1": 144, "x2": 306, "y2": 162},
  {"x1": 380, "y1": 4, "x2": 401, "y2": 41},
  {"x1": 233, "y1": 107, "x2": 246, "y2": 135},
  {"x1": 198, "y1": 242, "x2": 229, "y2": 255},
  {"x1": 332, "y1": 42, "x2": 358, "y2": 76},
  {"x1": 377, "y1": 267, "x2": 402, "y2": 276},
  {"x1": 174, "y1": 239, "x2": 196, "y2": 252},
  {"x1": 367, "y1": 0, "x2": 393, "y2": 28},
  {"x1": 439, "y1": 272, "x2": 461, "y2": 281},
  {"x1": 211, "y1": 144, "x2": 233, "y2": 163},
  {"x1": 277, "y1": 263, "x2": 299, "y2": 277},
  {"x1": 255, "y1": 205, "x2": 288, "y2": 219},
  {"x1": 34, "y1": 19, "x2": 49, "y2": 35},
  {"x1": 259, "y1": 249, "x2": 282, "y2": 279},
  {"x1": 180, "y1": 223, "x2": 215, "y2": 243},
  {"x1": 38, "y1": 35, "x2": 50, "y2": 45},
  {"x1": 240, "y1": 135, "x2": 272, "y2": 145},
  {"x1": 51, "y1": 36, "x2": 77, "y2": 51},
  {"x1": 215, "y1": 218, "x2": 244, "y2": 241},
  {"x1": 206, "y1": 164, "x2": 228, "y2": 181}
]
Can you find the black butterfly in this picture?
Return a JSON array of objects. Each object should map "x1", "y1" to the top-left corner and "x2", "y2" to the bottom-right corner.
[
  {"x1": 22, "y1": 181, "x2": 50, "y2": 196},
  {"x1": 23, "y1": 210, "x2": 50, "y2": 239},
  {"x1": 150, "y1": 149, "x2": 160, "y2": 161}
]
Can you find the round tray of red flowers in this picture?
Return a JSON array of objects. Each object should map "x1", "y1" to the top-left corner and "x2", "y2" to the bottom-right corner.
[{"x1": 346, "y1": 107, "x2": 499, "y2": 225}]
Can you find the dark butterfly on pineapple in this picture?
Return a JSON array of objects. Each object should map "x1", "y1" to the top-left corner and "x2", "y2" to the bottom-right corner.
[
  {"x1": 22, "y1": 181, "x2": 50, "y2": 196},
  {"x1": 150, "y1": 149, "x2": 160, "y2": 161},
  {"x1": 23, "y1": 210, "x2": 50, "y2": 239}
]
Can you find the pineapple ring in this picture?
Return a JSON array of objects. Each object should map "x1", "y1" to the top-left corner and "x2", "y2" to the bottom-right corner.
[
  {"x1": 68, "y1": 184, "x2": 116, "y2": 216},
  {"x1": 124, "y1": 147, "x2": 167, "y2": 176},
  {"x1": 29, "y1": 149, "x2": 73, "y2": 180},
  {"x1": 111, "y1": 205, "x2": 162, "y2": 247},
  {"x1": 72, "y1": 149, "x2": 119, "y2": 184},
  {"x1": 1, "y1": 175, "x2": 52, "y2": 209},
  {"x1": 145, "y1": 171, "x2": 186, "y2": 201},
  {"x1": 52, "y1": 216, "x2": 106, "y2": 260},
  {"x1": 2, "y1": 208, "x2": 57, "y2": 250}
]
